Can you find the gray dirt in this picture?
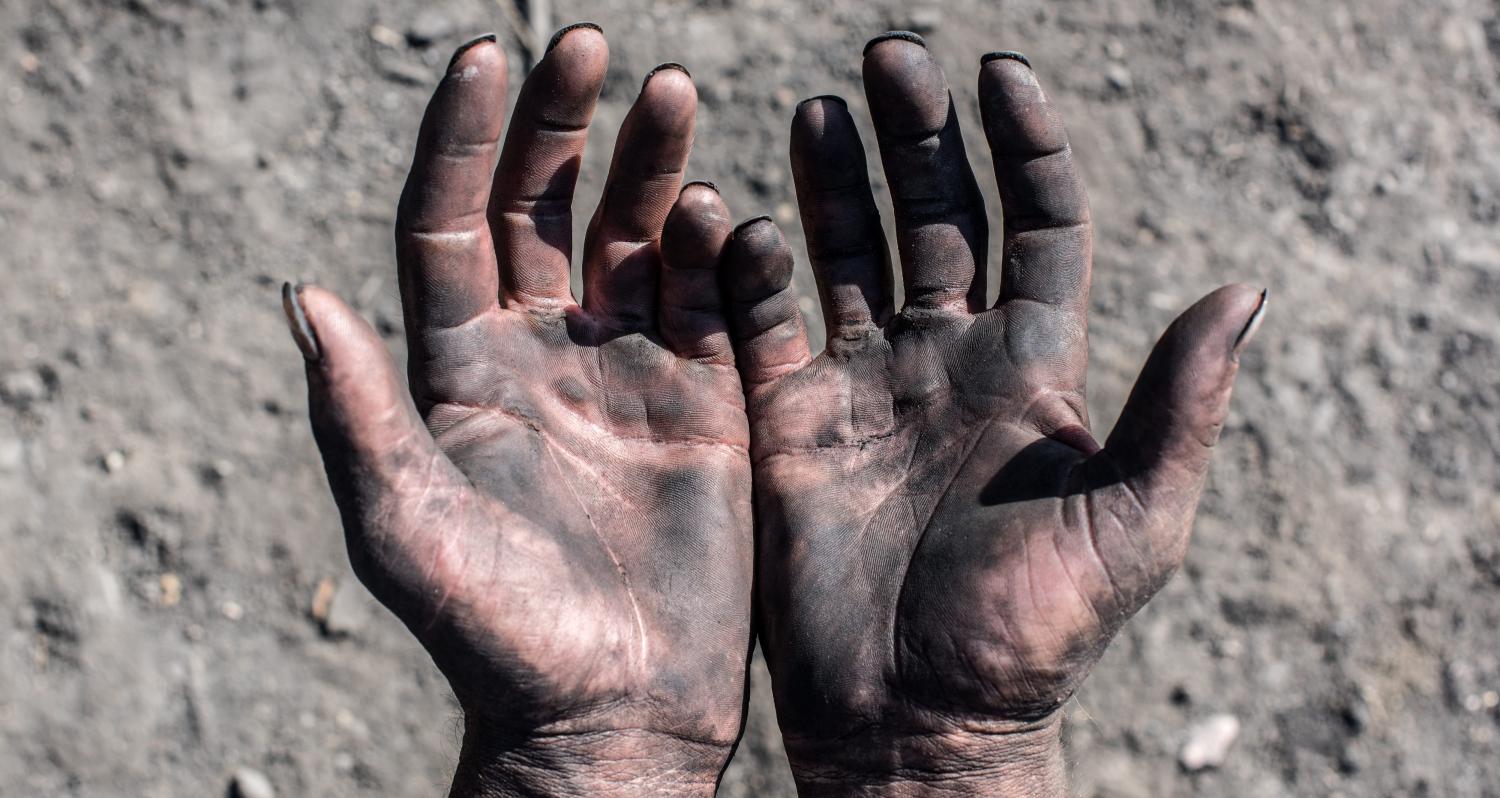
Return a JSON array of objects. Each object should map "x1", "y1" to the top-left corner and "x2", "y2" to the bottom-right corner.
[{"x1": 3, "y1": 0, "x2": 1499, "y2": 795}]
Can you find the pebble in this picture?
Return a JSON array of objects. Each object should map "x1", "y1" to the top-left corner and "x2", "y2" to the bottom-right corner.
[
  {"x1": 231, "y1": 767, "x2": 275, "y2": 798},
  {"x1": 102, "y1": 450, "x2": 126, "y2": 473},
  {"x1": 321, "y1": 580, "x2": 372, "y2": 637},
  {"x1": 1179, "y1": 713, "x2": 1241, "y2": 771},
  {"x1": 0, "y1": 368, "x2": 48, "y2": 407},
  {"x1": 1105, "y1": 63, "x2": 1134, "y2": 91}
]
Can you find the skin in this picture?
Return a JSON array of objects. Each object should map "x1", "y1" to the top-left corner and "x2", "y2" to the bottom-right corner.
[
  {"x1": 283, "y1": 28, "x2": 754, "y2": 797},
  {"x1": 721, "y1": 35, "x2": 1267, "y2": 796}
]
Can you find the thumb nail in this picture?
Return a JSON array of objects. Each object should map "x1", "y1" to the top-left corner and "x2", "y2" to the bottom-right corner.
[
  {"x1": 1232, "y1": 288, "x2": 1268, "y2": 360},
  {"x1": 282, "y1": 282, "x2": 321, "y2": 362}
]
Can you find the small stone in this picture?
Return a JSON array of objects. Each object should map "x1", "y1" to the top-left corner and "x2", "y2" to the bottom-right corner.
[
  {"x1": 321, "y1": 580, "x2": 372, "y2": 637},
  {"x1": 1, "y1": 368, "x2": 48, "y2": 407},
  {"x1": 230, "y1": 767, "x2": 275, "y2": 798},
  {"x1": 1105, "y1": 63, "x2": 1133, "y2": 91},
  {"x1": 159, "y1": 573, "x2": 182, "y2": 607},
  {"x1": 1179, "y1": 713, "x2": 1241, "y2": 771},
  {"x1": 369, "y1": 24, "x2": 405, "y2": 49},
  {"x1": 18, "y1": 51, "x2": 39, "y2": 73},
  {"x1": 101, "y1": 450, "x2": 126, "y2": 473},
  {"x1": 221, "y1": 600, "x2": 244, "y2": 621},
  {"x1": 310, "y1": 577, "x2": 337, "y2": 623}
]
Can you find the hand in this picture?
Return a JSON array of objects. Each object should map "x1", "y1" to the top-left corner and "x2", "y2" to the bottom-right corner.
[
  {"x1": 722, "y1": 33, "x2": 1267, "y2": 795},
  {"x1": 284, "y1": 28, "x2": 752, "y2": 797}
]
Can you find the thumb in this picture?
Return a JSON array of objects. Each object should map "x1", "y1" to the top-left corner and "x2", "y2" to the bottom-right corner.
[
  {"x1": 1100, "y1": 283, "x2": 1267, "y2": 535},
  {"x1": 282, "y1": 283, "x2": 460, "y2": 549}
]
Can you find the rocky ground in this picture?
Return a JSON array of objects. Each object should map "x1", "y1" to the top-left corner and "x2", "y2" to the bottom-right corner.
[{"x1": 3, "y1": 0, "x2": 1499, "y2": 795}]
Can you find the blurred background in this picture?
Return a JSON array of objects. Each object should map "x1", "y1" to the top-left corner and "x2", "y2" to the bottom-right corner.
[{"x1": 3, "y1": 0, "x2": 1499, "y2": 795}]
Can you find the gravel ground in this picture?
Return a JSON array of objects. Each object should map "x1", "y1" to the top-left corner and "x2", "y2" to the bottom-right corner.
[{"x1": 3, "y1": 0, "x2": 1499, "y2": 795}]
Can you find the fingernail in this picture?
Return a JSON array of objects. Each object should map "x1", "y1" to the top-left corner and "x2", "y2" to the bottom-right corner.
[
  {"x1": 546, "y1": 21, "x2": 603, "y2": 54},
  {"x1": 643, "y1": 62, "x2": 691, "y2": 90},
  {"x1": 864, "y1": 31, "x2": 926, "y2": 56},
  {"x1": 981, "y1": 50, "x2": 1031, "y2": 68},
  {"x1": 447, "y1": 33, "x2": 497, "y2": 71},
  {"x1": 796, "y1": 94, "x2": 848, "y2": 110},
  {"x1": 282, "y1": 282, "x2": 321, "y2": 362},
  {"x1": 732, "y1": 214, "x2": 775, "y2": 237},
  {"x1": 1232, "y1": 288, "x2": 1269, "y2": 360},
  {"x1": 682, "y1": 179, "x2": 719, "y2": 194}
]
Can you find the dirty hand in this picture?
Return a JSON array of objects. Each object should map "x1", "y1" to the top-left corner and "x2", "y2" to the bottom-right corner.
[
  {"x1": 284, "y1": 27, "x2": 751, "y2": 797},
  {"x1": 723, "y1": 33, "x2": 1266, "y2": 796}
]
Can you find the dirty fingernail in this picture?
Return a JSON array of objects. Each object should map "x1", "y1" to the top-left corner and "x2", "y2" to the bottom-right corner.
[
  {"x1": 546, "y1": 21, "x2": 603, "y2": 54},
  {"x1": 1232, "y1": 288, "x2": 1269, "y2": 360},
  {"x1": 682, "y1": 180, "x2": 719, "y2": 194},
  {"x1": 282, "y1": 282, "x2": 321, "y2": 362},
  {"x1": 981, "y1": 50, "x2": 1031, "y2": 68},
  {"x1": 643, "y1": 62, "x2": 691, "y2": 91},
  {"x1": 864, "y1": 31, "x2": 926, "y2": 56}
]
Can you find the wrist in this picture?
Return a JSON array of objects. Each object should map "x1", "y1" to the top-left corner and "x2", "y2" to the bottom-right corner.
[
  {"x1": 783, "y1": 714, "x2": 1066, "y2": 798},
  {"x1": 449, "y1": 722, "x2": 731, "y2": 798}
]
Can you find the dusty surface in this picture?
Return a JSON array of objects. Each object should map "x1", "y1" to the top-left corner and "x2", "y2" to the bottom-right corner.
[{"x1": 2, "y1": 0, "x2": 1499, "y2": 795}]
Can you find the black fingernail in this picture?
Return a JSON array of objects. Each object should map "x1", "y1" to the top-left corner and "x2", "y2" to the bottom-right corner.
[
  {"x1": 1232, "y1": 288, "x2": 1269, "y2": 360},
  {"x1": 546, "y1": 21, "x2": 603, "y2": 54},
  {"x1": 643, "y1": 62, "x2": 691, "y2": 90},
  {"x1": 732, "y1": 214, "x2": 775, "y2": 237},
  {"x1": 682, "y1": 180, "x2": 719, "y2": 194},
  {"x1": 796, "y1": 94, "x2": 848, "y2": 110},
  {"x1": 447, "y1": 33, "x2": 497, "y2": 70},
  {"x1": 282, "y1": 282, "x2": 321, "y2": 362},
  {"x1": 864, "y1": 31, "x2": 926, "y2": 56},
  {"x1": 981, "y1": 50, "x2": 1031, "y2": 68}
]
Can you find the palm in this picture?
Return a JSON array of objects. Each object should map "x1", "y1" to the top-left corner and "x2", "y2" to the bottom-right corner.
[
  {"x1": 721, "y1": 35, "x2": 1265, "y2": 779},
  {"x1": 753, "y1": 312, "x2": 1136, "y2": 736},
  {"x1": 396, "y1": 311, "x2": 750, "y2": 735}
]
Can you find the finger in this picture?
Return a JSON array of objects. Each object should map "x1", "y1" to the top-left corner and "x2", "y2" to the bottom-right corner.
[
  {"x1": 282, "y1": 284, "x2": 466, "y2": 547},
  {"x1": 863, "y1": 32, "x2": 987, "y2": 312},
  {"x1": 723, "y1": 217, "x2": 812, "y2": 386},
  {"x1": 659, "y1": 182, "x2": 735, "y2": 363},
  {"x1": 1098, "y1": 285, "x2": 1268, "y2": 551},
  {"x1": 791, "y1": 95, "x2": 893, "y2": 340},
  {"x1": 489, "y1": 23, "x2": 608, "y2": 308},
  {"x1": 395, "y1": 34, "x2": 507, "y2": 334},
  {"x1": 583, "y1": 64, "x2": 697, "y2": 329},
  {"x1": 980, "y1": 53, "x2": 1093, "y2": 386}
]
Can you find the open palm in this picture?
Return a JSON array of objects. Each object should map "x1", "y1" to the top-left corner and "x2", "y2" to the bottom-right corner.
[
  {"x1": 723, "y1": 35, "x2": 1266, "y2": 790},
  {"x1": 286, "y1": 29, "x2": 751, "y2": 795}
]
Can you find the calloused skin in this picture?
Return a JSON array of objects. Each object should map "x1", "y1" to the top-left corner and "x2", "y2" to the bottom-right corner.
[
  {"x1": 284, "y1": 27, "x2": 757, "y2": 797},
  {"x1": 720, "y1": 34, "x2": 1266, "y2": 795}
]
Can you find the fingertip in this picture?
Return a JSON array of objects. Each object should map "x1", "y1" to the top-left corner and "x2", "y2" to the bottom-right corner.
[
  {"x1": 675, "y1": 180, "x2": 729, "y2": 215},
  {"x1": 861, "y1": 32, "x2": 948, "y2": 135},
  {"x1": 727, "y1": 217, "x2": 795, "y2": 295},
  {"x1": 639, "y1": 61, "x2": 698, "y2": 114},
  {"x1": 447, "y1": 33, "x2": 501, "y2": 73},
  {"x1": 792, "y1": 95, "x2": 854, "y2": 135},
  {"x1": 545, "y1": 21, "x2": 603, "y2": 54},
  {"x1": 539, "y1": 20, "x2": 609, "y2": 82},
  {"x1": 664, "y1": 184, "x2": 732, "y2": 254}
]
